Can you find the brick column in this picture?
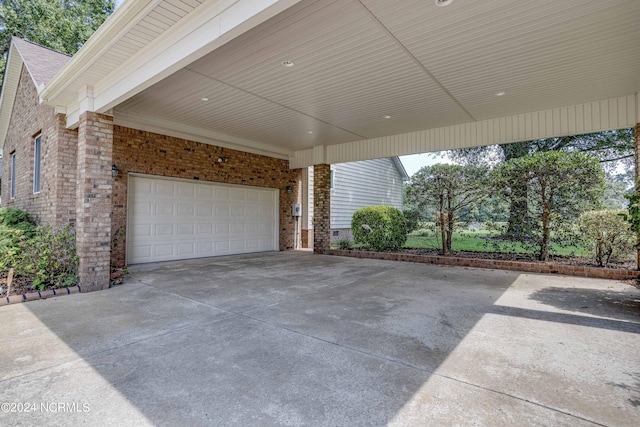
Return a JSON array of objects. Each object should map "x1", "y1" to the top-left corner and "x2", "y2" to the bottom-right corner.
[
  {"x1": 313, "y1": 164, "x2": 331, "y2": 253},
  {"x1": 76, "y1": 112, "x2": 113, "y2": 291}
]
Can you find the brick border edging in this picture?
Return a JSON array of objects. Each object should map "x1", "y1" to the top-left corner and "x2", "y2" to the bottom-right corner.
[
  {"x1": 0, "y1": 286, "x2": 82, "y2": 307},
  {"x1": 323, "y1": 249, "x2": 640, "y2": 280}
]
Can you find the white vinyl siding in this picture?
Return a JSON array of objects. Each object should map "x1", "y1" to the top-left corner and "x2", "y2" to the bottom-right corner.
[
  {"x1": 33, "y1": 134, "x2": 41, "y2": 193},
  {"x1": 302, "y1": 167, "x2": 314, "y2": 230},
  {"x1": 330, "y1": 158, "x2": 404, "y2": 229}
]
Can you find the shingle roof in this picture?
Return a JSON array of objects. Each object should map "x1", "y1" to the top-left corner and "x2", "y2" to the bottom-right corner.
[{"x1": 11, "y1": 37, "x2": 71, "y2": 87}]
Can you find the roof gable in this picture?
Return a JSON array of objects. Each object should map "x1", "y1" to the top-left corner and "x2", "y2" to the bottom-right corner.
[
  {"x1": 0, "y1": 38, "x2": 70, "y2": 152},
  {"x1": 11, "y1": 37, "x2": 71, "y2": 88}
]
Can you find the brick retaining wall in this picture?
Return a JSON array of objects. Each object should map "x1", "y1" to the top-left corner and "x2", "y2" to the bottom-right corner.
[{"x1": 324, "y1": 249, "x2": 640, "y2": 280}]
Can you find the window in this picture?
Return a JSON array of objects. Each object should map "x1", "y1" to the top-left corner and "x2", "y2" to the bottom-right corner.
[
  {"x1": 10, "y1": 153, "x2": 16, "y2": 199},
  {"x1": 33, "y1": 134, "x2": 41, "y2": 193}
]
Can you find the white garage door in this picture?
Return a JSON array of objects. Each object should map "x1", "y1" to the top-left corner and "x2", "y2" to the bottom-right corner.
[{"x1": 127, "y1": 175, "x2": 279, "y2": 264}]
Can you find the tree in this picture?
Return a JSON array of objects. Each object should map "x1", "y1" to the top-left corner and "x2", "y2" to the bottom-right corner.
[
  {"x1": 603, "y1": 179, "x2": 629, "y2": 209},
  {"x1": 405, "y1": 164, "x2": 489, "y2": 255},
  {"x1": 0, "y1": 0, "x2": 115, "y2": 84},
  {"x1": 448, "y1": 129, "x2": 634, "y2": 236},
  {"x1": 574, "y1": 210, "x2": 635, "y2": 267},
  {"x1": 492, "y1": 151, "x2": 605, "y2": 261}
]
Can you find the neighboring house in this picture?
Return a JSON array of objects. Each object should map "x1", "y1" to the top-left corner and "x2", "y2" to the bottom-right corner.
[
  {"x1": 0, "y1": 1, "x2": 636, "y2": 292},
  {"x1": 300, "y1": 158, "x2": 408, "y2": 247}
]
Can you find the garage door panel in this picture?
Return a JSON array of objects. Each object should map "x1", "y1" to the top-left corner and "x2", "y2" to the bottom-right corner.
[
  {"x1": 230, "y1": 206, "x2": 244, "y2": 217},
  {"x1": 230, "y1": 241, "x2": 244, "y2": 251},
  {"x1": 154, "y1": 224, "x2": 174, "y2": 236},
  {"x1": 155, "y1": 245, "x2": 174, "y2": 257},
  {"x1": 215, "y1": 187, "x2": 229, "y2": 200},
  {"x1": 197, "y1": 242, "x2": 212, "y2": 254},
  {"x1": 133, "y1": 203, "x2": 152, "y2": 215},
  {"x1": 215, "y1": 223, "x2": 229, "y2": 234},
  {"x1": 196, "y1": 205, "x2": 213, "y2": 216},
  {"x1": 177, "y1": 204, "x2": 195, "y2": 216},
  {"x1": 128, "y1": 176, "x2": 278, "y2": 264},
  {"x1": 177, "y1": 243, "x2": 195, "y2": 255},
  {"x1": 198, "y1": 224, "x2": 213, "y2": 234},
  {"x1": 155, "y1": 182, "x2": 175, "y2": 197},
  {"x1": 133, "y1": 224, "x2": 152, "y2": 236},
  {"x1": 156, "y1": 204, "x2": 174, "y2": 216},
  {"x1": 197, "y1": 186, "x2": 214, "y2": 199},
  {"x1": 177, "y1": 224, "x2": 194, "y2": 236},
  {"x1": 177, "y1": 183, "x2": 196, "y2": 198},
  {"x1": 215, "y1": 206, "x2": 229, "y2": 217},
  {"x1": 230, "y1": 189, "x2": 244, "y2": 200}
]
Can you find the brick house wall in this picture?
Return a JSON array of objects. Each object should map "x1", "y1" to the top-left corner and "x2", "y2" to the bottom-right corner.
[
  {"x1": 2, "y1": 66, "x2": 303, "y2": 274},
  {"x1": 1, "y1": 66, "x2": 77, "y2": 226},
  {"x1": 110, "y1": 126, "x2": 302, "y2": 268}
]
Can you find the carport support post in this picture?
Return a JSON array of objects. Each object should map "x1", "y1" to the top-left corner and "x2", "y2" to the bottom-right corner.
[
  {"x1": 76, "y1": 111, "x2": 114, "y2": 291},
  {"x1": 313, "y1": 164, "x2": 331, "y2": 254},
  {"x1": 635, "y1": 123, "x2": 640, "y2": 270}
]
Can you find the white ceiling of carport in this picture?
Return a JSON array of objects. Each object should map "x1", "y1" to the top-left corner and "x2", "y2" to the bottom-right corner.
[{"x1": 115, "y1": 0, "x2": 640, "y2": 153}]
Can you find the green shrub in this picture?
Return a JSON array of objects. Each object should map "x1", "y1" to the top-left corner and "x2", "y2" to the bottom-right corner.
[
  {"x1": 19, "y1": 225, "x2": 79, "y2": 290},
  {"x1": 0, "y1": 207, "x2": 35, "y2": 227},
  {"x1": 0, "y1": 208, "x2": 36, "y2": 271},
  {"x1": 337, "y1": 239, "x2": 352, "y2": 250},
  {"x1": 352, "y1": 206, "x2": 407, "y2": 251},
  {"x1": 575, "y1": 209, "x2": 635, "y2": 267}
]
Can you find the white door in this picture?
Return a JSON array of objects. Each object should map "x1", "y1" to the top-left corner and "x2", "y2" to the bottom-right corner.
[{"x1": 127, "y1": 175, "x2": 279, "y2": 264}]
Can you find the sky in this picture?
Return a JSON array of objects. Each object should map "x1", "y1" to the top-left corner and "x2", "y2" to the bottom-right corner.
[{"x1": 399, "y1": 152, "x2": 448, "y2": 177}]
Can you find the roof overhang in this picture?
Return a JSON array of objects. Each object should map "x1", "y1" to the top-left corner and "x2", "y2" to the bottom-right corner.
[
  {"x1": 34, "y1": 0, "x2": 640, "y2": 166},
  {"x1": 0, "y1": 44, "x2": 24, "y2": 154}
]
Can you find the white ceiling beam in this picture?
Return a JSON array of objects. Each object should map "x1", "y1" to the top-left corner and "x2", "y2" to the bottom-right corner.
[
  {"x1": 88, "y1": 0, "x2": 300, "y2": 126},
  {"x1": 290, "y1": 94, "x2": 639, "y2": 169},
  {"x1": 114, "y1": 111, "x2": 293, "y2": 160}
]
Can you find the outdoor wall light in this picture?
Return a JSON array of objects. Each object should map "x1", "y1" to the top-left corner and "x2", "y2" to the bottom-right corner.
[
  {"x1": 111, "y1": 164, "x2": 119, "y2": 177},
  {"x1": 217, "y1": 157, "x2": 228, "y2": 163},
  {"x1": 286, "y1": 186, "x2": 294, "y2": 194}
]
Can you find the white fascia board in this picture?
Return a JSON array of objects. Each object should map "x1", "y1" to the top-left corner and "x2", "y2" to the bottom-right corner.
[
  {"x1": 41, "y1": 0, "x2": 165, "y2": 105},
  {"x1": 88, "y1": 0, "x2": 300, "y2": 122},
  {"x1": 391, "y1": 157, "x2": 409, "y2": 181},
  {"x1": 289, "y1": 95, "x2": 639, "y2": 169},
  {"x1": 114, "y1": 111, "x2": 293, "y2": 160},
  {"x1": 0, "y1": 44, "x2": 25, "y2": 151}
]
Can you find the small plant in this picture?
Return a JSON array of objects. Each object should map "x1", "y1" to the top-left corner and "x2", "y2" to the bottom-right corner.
[
  {"x1": 352, "y1": 206, "x2": 407, "y2": 251},
  {"x1": 337, "y1": 239, "x2": 352, "y2": 250},
  {"x1": 0, "y1": 208, "x2": 36, "y2": 272},
  {"x1": 20, "y1": 225, "x2": 79, "y2": 290},
  {"x1": 575, "y1": 209, "x2": 635, "y2": 267}
]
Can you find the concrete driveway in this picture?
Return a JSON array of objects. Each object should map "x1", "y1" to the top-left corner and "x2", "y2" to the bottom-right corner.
[{"x1": 1, "y1": 252, "x2": 639, "y2": 426}]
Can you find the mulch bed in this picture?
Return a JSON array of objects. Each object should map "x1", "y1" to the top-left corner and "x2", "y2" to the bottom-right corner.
[
  {"x1": 1, "y1": 270, "x2": 126, "y2": 298},
  {"x1": 0, "y1": 276, "x2": 39, "y2": 296},
  {"x1": 402, "y1": 248, "x2": 636, "y2": 270}
]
